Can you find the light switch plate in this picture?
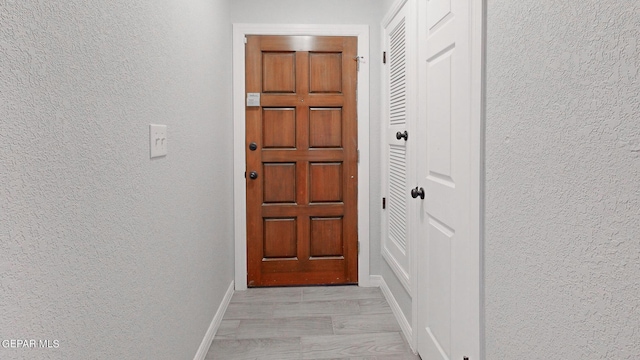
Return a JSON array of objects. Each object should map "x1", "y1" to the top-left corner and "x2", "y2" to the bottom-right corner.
[{"x1": 149, "y1": 124, "x2": 167, "y2": 158}]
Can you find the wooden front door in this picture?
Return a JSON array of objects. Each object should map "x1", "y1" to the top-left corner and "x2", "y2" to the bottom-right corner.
[{"x1": 245, "y1": 35, "x2": 358, "y2": 287}]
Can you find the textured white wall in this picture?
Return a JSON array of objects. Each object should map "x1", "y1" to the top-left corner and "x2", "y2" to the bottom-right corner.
[
  {"x1": 381, "y1": 0, "x2": 398, "y2": 14},
  {"x1": 231, "y1": 0, "x2": 388, "y2": 279},
  {"x1": 485, "y1": 1, "x2": 640, "y2": 358},
  {"x1": 0, "y1": 1, "x2": 234, "y2": 359}
]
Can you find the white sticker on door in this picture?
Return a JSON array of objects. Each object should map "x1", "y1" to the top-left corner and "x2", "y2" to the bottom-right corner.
[{"x1": 247, "y1": 93, "x2": 261, "y2": 107}]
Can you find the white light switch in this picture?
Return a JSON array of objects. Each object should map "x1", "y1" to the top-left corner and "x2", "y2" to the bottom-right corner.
[{"x1": 149, "y1": 124, "x2": 167, "y2": 158}]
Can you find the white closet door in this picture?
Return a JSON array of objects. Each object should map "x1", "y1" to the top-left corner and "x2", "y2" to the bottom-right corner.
[
  {"x1": 381, "y1": 0, "x2": 415, "y2": 291},
  {"x1": 416, "y1": 0, "x2": 480, "y2": 359}
]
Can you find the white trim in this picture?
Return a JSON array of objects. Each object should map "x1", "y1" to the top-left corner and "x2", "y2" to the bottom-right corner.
[
  {"x1": 193, "y1": 281, "x2": 235, "y2": 360},
  {"x1": 233, "y1": 24, "x2": 371, "y2": 290},
  {"x1": 471, "y1": 0, "x2": 486, "y2": 358},
  {"x1": 381, "y1": 0, "x2": 409, "y2": 28},
  {"x1": 370, "y1": 275, "x2": 415, "y2": 354}
]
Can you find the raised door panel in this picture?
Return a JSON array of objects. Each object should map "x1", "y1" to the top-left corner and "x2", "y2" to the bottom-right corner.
[
  {"x1": 310, "y1": 217, "x2": 344, "y2": 258},
  {"x1": 263, "y1": 108, "x2": 296, "y2": 149},
  {"x1": 425, "y1": 217, "x2": 453, "y2": 355},
  {"x1": 309, "y1": 162, "x2": 343, "y2": 203},
  {"x1": 263, "y1": 163, "x2": 296, "y2": 203},
  {"x1": 262, "y1": 52, "x2": 296, "y2": 93},
  {"x1": 309, "y1": 108, "x2": 342, "y2": 148},
  {"x1": 263, "y1": 218, "x2": 297, "y2": 259},
  {"x1": 426, "y1": 55, "x2": 453, "y2": 182},
  {"x1": 309, "y1": 52, "x2": 342, "y2": 93},
  {"x1": 427, "y1": 0, "x2": 451, "y2": 30}
]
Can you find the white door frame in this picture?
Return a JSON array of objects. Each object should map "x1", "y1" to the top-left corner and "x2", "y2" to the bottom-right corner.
[{"x1": 232, "y1": 24, "x2": 371, "y2": 290}]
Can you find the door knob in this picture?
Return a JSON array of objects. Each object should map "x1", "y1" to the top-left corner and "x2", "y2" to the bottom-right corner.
[
  {"x1": 410, "y1": 186, "x2": 425, "y2": 199},
  {"x1": 396, "y1": 131, "x2": 408, "y2": 141},
  {"x1": 249, "y1": 171, "x2": 258, "y2": 179},
  {"x1": 249, "y1": 142, "x2": 258, "y2": 151}
]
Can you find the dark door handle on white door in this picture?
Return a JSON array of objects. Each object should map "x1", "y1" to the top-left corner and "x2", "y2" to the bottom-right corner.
[
  {"x1": 411, "y1": 186, "x2": 425, "y2": 199},
  {"x1": 396, "y1": 131, "x2": 408, "y2": 141}
]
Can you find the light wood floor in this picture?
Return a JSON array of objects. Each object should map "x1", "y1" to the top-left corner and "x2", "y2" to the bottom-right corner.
[{"x1": 205, "y1": 285, "x2": 420, "y2": 360}]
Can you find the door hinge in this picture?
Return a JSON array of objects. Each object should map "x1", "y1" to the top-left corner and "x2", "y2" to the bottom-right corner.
[
  {"x1": 383, "y1": 51, "x2": 386, "y2": 64},
  {"x1": 244, "y1": 37, "x2": 247, "y2": 44},
  {"x1": 357, "y1": 241, "x2": 360, "y2": 255},
  {"x1": 382, "y1": 197, "x2": 386, "y2": 209},
  {"x1": 357, "y1": 149, "x2": 360, "y2": 163},
  {"x1": 244, "y1": 171, "x2": 246, "y2": 178}
]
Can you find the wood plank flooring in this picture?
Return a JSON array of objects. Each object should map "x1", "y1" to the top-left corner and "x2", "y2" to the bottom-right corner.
[{"x1": 205, "y1": 286, "x2": 420, "y2": 360}]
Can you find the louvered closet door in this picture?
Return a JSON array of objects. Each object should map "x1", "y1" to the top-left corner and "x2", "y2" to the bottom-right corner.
[{"x1": 382, "y1": 1, "x2": 413, "y2": 289}]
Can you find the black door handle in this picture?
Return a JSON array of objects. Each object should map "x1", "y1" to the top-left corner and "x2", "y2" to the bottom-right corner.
[
  {"x1": 249, "y1": 171, "x2": 258, "y2": 179},
  {"x1": 249, "y1": 142, "x2": 258, "y2": 151},
  {"x1": 396, "y1": 131, "x2": 408, "y2": 141},
  {"x1": 410, "y1": 186, "x2": 425, "y2": 199}
]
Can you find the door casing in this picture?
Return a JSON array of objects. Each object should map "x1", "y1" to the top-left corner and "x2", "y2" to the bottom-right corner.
[{"x1": 232, "y1": 24, "x2": 371, "y2": 290}]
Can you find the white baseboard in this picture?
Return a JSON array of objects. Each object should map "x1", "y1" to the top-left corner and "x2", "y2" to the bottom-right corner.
[
  {"x1": 369, "y1": 275, "x2": 414, "y2": 352},
  {"x1": 193, "y1": 281, "x2": 235, "y2": 360}
]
